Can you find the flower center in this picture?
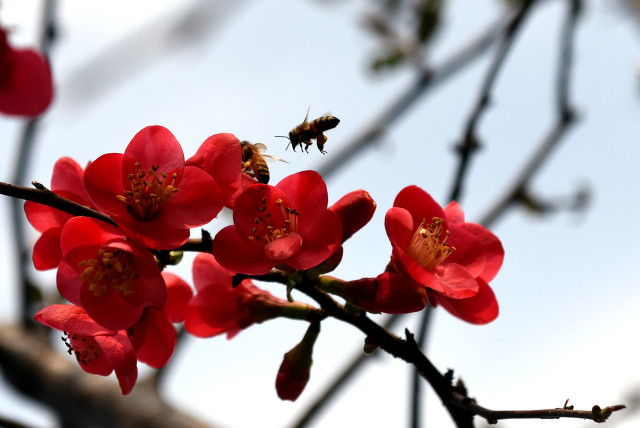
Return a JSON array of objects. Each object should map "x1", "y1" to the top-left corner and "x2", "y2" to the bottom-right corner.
[
  {"x1": 249, "y1": 197, "x2": 299, "y2": 247},
  {"x1": 116, "y1": 162, "x2": 179, "y2": 221},
  {"x1": 407, "y1": 217, "x2": 455, "y2": 271},
  {"x1": 79, "y1": 249, "x2": 136, "y2": 297},
  {"x1": 62, "y1": 331, "x2": 99, "y2": 366}
]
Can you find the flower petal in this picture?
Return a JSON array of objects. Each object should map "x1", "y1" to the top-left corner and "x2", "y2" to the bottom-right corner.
[{"x1": 430, "y1": 278, "x2": 498, "y2": 324}]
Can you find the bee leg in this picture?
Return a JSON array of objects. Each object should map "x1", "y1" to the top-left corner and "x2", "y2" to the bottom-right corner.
[{"x1": 317, "y1": 134, "x2": 327, "y2": 154}]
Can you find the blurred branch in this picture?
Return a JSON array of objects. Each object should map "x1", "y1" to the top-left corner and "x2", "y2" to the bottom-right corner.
[
  {"x1": 412, "y1": 2, "x2": 539, "y2": 426},
  {"x1": 10, "y1": 0, "x2": 58, "y2": 329},
  {"x1": 0, "y1": 325, "x2": 212, "y2": 428},
  {"x1": 59, "y1": 0, "x2": 250, "y2": 109},
  {"x1": 448, "y1": 0, "x2": 538, "y2": 203},
  {"x1": 479, "y1": 0, "x2": 580, "y2": 227},
  {"x1": 316, "y1": 8, "x2": 514, "y2": 178}
]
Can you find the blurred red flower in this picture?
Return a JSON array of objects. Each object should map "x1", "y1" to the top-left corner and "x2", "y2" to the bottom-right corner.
[
  {"x1": 24, "y1": 157, "x2": 93, "y2": 270},
  {"x1": 56, "y1": 217, "x2": 166, "y2": 331},
  {"x1": 84, "y1": 126, "x2": 223, "y2": 250},
  {"x1": 35, "y1": 304, "x2": 138, "y2": 395},
  {"x1": 0, "y1": 27, "x2": 53, "y2": 117},
  {"x1": 212, "y1": 170, "x2": 342, "y2": 275}
]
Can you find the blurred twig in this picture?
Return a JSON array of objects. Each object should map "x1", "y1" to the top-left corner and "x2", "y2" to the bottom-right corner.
[
  {"x1": 10, "y1": 0, "x2": 58, "y2": 329},
  {"x1": 316, "y1": 9, "x2": 513, "y2": 178},
  {"x1": 412, "y1": 2, "x2": 539, "y2": 427},
  {"x1": 479, "y1": 0, "x2": 580, "y2": 227}
]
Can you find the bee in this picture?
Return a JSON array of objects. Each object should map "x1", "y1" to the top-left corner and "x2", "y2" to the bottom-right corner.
[
  {"x1": 277, "y1": 108, "x2": 340, "y2": 154},
  {"x1": 240, "y1": 141, "x2": 288, "y2": 184}
]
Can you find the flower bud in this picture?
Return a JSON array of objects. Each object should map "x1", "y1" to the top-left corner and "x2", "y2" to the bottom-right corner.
[
  {"x1": 329, "y1": 190, "x2": 376, "y2": 243},
  {"x1": 275, "y1": 322, "x2": 320, "y2": 401}
]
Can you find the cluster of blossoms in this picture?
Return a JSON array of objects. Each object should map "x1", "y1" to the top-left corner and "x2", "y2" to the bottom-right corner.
[{"x1": 26, "y1": 124, "x2": 503, "y2": 399}]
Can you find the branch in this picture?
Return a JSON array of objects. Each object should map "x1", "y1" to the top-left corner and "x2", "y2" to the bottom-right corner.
[
  {"x1": 293, "y1": 278, "x2": 624, "y2": 427},
  {"x1": 0, "y1": 181, "x2": 116, "y2": 226}
]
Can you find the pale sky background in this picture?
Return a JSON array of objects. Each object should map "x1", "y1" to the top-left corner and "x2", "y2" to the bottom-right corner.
[{"x1": 1, "y1": 1, "x2": 639, "y2": 427}]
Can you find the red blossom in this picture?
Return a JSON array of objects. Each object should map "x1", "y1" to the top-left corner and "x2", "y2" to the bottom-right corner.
[
  {"x1": 0, "y1": 27, "x2": 53, "y2": 117},
  {"x1": 127, "y1": 272, "x2": 192, "y2": 368},
  {"x1": 34, "y1": 304, "x2": 138, "y2": 395},
  {"x1": 186, "y1": 133, "x2": 253, "y2": 208},
  {"x1": 24, "y1": 157, "x2": 93, "y2": 270},
  {"x1": 385, "y1": 186, "x2": 503, "y2": 299},
  {"x1": 56, "y1": 217, "x2": 166, "y2": 331},
  {"x1": 184, "y1": 253, "x2": 305, "y2": 339},
  {"x1": 84, "y1": 126, "x2": 224, "y2": 250},
  {"x1": 212, "y1": 171, "x2": 342, "y2": 275}
]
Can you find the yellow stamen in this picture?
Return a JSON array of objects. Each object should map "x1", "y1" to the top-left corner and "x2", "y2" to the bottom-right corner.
[
  {"x1": 249, "y1": 197, "x2": 300, "y2": 247},
  {"x1": 79, "y1": 249, "x2": 136, "y2": 296},
  {"x1": 116, "y1": 162, "x2": 179, "y2": 221},
  {"x1": 407, "y1": 217, "x2": 455, "y2": 270}
]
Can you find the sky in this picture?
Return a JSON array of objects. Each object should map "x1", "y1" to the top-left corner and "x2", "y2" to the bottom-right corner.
[{"x1": 1, "y1": 0, "x2": 640, "y2": 427}]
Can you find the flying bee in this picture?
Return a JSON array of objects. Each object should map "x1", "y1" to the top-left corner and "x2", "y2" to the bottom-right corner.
[
  {"x1": 240, "y1": 141, "x2": 288, "y2": 184},
  {"x1": 276, "y1": 108, "x2": 340, "y2": 154}
]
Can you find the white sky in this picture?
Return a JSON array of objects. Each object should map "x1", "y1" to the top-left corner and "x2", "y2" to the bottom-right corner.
[{"x1": 1, "y1": 0, "x2": 639, "y2": 427}]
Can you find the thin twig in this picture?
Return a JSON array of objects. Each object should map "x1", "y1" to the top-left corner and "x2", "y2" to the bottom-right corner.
[{"x1": 0, "y1": 181, "x2": 116, "y2": 226}]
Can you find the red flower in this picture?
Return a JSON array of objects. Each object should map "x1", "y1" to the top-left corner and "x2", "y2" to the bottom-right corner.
[
  {"x1": 184, "y1": 253, "x2": 310, "y2": 339},
  {"x1": 0, "y1": 27, "x2": 53, "y2": 117},
  {"x1": 24, "y1": 157, "x2": 92, "y2": 270},
  {"x1": 385, "y1": 186, "x2": 503, "y2": 299},
  {"x1": 186, "y1": 133, "x2": 253, "y2": 208},
  {"x1": 127, "y1": 272, "x2": 192, "y2": 368},
  {"x1": 35, "y1": 304, "x2": 138, "y2": 395},
  {"x1": 56, "y1": 216, "x2": 166, "y2": 331},
  {"x1": 213, "y1": 171, "x2": 342, "y2": 275},
  {"x1": 84, "y1": 126, "x2": 224, "y2": 250}
]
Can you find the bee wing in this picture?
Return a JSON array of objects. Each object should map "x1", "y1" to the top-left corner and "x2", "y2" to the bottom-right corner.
[
  {"x1": 263, "y1": 154, "x2": 290, "y2": 164},
  {"x1": 303, "y1": 106, "x2": 310, "y2": 124},
  {"x1": 253, "y1": 143, "x2": 268, "y2": 152}
]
